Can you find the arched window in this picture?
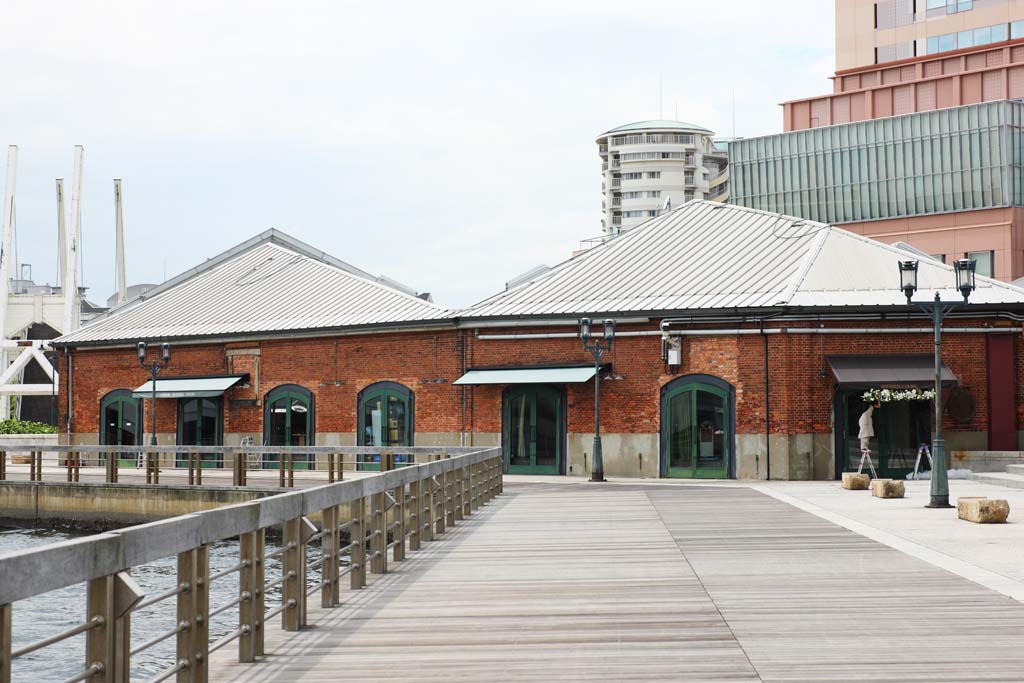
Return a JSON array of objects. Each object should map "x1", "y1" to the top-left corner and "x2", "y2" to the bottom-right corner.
[
  {"x1": 264, "y1": 385, "x2": 315, "y2": 470},
  {"x1": 357, "y1": 382, "x2": 413, "y2": 470},
  {"x1": 660, "y1": 375, "x2": 735, "y2": 479}
]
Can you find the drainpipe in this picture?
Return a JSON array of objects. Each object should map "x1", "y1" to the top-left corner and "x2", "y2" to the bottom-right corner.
[
  {"x1": 762, "y1": 320, "x2": 770, "y2": 481},
  {"x1": 64, "y1": 348, "x2": 73, "y2": 445}
]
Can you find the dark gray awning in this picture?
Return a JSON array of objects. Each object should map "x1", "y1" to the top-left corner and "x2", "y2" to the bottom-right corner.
[{"x1": 828, "y1": 355, "x2": 957, "y2": 388}]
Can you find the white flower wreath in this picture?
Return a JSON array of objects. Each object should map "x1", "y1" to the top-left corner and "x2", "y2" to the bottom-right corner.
[{"x1": 861, "y1": 388, "x2": 935, "y2": 403}]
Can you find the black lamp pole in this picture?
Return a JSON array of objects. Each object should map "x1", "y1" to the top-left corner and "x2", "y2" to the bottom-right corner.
[
  {"x1": 898, "y1": 258, "x2": 975, "y2": 508},
  {"x1": 137, "y1": 342, "x2": 171, "y2": 447},
  {"x1": 579, "y1": 318, "x2": 615, "y2": 482}
]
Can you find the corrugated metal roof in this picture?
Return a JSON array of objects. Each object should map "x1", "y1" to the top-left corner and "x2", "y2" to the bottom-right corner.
[
  {"x1": 55, "y1": 230, "x2": 448, "y2": 345},
  {"x1": 460, "y1": 201, "x2": 1024, "y2": 319},
  {"x1": 600, "y1": 120, "x2": 714, "y2": 136}
]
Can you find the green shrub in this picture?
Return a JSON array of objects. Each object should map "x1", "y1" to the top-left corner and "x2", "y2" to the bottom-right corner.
[{"x1": 0, "y1": 419, "x2": 58, "y2": 434}]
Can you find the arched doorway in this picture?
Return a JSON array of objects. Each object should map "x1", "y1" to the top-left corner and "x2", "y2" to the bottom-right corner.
[
  {"x1": 177, "y1": 397, "x2": 223, "y2": 467},
  {"x1": 503, "y1": 385, "x2": 565, "y2": 475},
  {"x1": 357, "y1": 382, "x2": 413, "y2": 470},
  {"x1": 99, "y1": 389, "x2": 141, "y2": 467},
  {"x1": 660, "y1": 375, "x2": 734, "y2": 479},
  {"x1": 264, "y1": 385, "x2": 314, "y2": 470}
]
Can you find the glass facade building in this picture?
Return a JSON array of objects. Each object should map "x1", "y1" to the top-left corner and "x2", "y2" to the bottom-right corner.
[{"x1": 729, "y1": 100, "x2": 1024, "y2": 225}]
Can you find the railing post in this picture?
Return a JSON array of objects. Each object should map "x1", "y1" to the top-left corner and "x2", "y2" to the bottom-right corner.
[
  {"x1": 278, "y1": 454, "x2": 285, "y2": 488},
  {"x1": 370, "y1": 492, "x2": 386, "y2": 575},
  {"x1": 408, "y1": 479, "x2": 421, "y2": 551},
  {"x1": 335, "y1": 451, "x2": 344, "y2": 481},
  {"x1": 0, "y1": 451, "x2": 5, "y2": 481},
  {"x1": 1, "y1": 603, "x2": 11, "y2": 683},
  {"x1": 86, "y1": 575, "x2": 115, "y2": 683},
  {"x1": 393, "y1": 484, "x2": 405, "y2": 562},
  {"x1": 147, "y1": 451, "x2": 159, "y2": 485},
  {"x1": 238, "y1": 531, "x2": 260, "y2": 663},
  {"x1": 322, "y1": 505, "x2": 340, "y2": 608},
  {"x1": 253, "y1": 530, "x2": 265, "y2": 656},
  {"x1": 455, "y1": 467, "x2": 465, "y2": 521},
  {"x1": 288, "y1": 452, "x2": 295, "y2": 488},
  {"x1": 173, "y1": 548, "x2": 210, "y2": 681},
  {"x1": 445, "y1": 470, "x2": 456, "y2": 528},
  {"x1": 282, "y1": 517, "x2": 303, "y2": 631},
  {"x1": 462, "y1": 465, "x2": 472, "y2": 518},
  {"x1": 434, "y1": 475, "x2": 446, "y2": 536},
  {"x1": 350, "y1": 498, "x2": 366, "y2": 589},
  {"x1": 422, "y1": 476, "x2": 434, "y2": 542}
]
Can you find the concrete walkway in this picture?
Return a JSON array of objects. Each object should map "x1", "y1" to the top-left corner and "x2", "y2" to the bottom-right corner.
[{"x1": 209, "y1": 480, "x2": 1024, "y2": 682}]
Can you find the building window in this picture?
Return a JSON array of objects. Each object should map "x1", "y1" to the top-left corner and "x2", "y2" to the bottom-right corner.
[
  {"x1": 927, "y1": 22, "x2": 1007, "y2": 54},
  {"x1": 1013, "y1": 20, "x2": 1024, "y2": 39},
  {"x1": 966, "y1": 250, "x2": 994, "y2": 277},
  {"x1": 357, "y1": 382, "x2": 414, "y2": 469},
  {"x1": 621, "y1": 172, "x2": 643, "y2": 180},
  {"x1": 647, "y1": 190, "x2": 662, "y2": 198},
  {"x1": 647, "y1": 172, "x2": 661, "y2": 179},
  {"x1": 931, "y1": 254, "x2": 946, "y2": 264}
]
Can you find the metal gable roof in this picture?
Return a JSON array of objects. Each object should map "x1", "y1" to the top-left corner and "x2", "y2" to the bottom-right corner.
[
  {"x1": 459, "y1": 201, "x2": 1024, "y2": 319},
  {"x1": 55, "y1": 231, "x2": 449, "y2": 345}
]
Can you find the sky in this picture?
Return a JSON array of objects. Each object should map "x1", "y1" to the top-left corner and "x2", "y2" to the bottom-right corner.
[{"x1": 0, "y1": 0, "x2": 834, "y2": 309}]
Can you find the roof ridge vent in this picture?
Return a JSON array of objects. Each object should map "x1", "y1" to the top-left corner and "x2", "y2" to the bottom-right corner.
[{"x1": 505, "y1": 264, "x2": 551, "y2": 291}]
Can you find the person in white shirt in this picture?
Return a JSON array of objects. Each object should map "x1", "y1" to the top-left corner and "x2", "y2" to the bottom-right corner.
[{"x1": 858, "y1": 403, "x2": 876, "y2": 452}]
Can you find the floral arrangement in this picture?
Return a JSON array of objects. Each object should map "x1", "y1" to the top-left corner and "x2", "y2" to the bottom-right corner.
[{"x1": 861, "y1": 388, "x2": 935, "y2": 403}]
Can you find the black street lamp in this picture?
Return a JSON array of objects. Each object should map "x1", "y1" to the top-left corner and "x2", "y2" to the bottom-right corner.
[
  {"x1": 898, "y1": 258, "x2": 975, "y2": 508},
  {"x1": 138, "y1": 341, "x2": 171, "y2": 447},
  {"x1": 579, "y1": 317, "x2": 615, "y2": 482}
]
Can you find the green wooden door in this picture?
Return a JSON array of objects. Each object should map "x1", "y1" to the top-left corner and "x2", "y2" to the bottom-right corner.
[
  {"x1": 265, "y1": 388, "x2": 313, "y2": 470},
  {"x1": 177, "y1": 397, "x2": 223, "y2": 468},
  {"x1": 358, "y1": 385, "x2": 412, "y2": 471},
  {"x1": 504, "y1": 385, "x2": 562, "y2": 475},
  {"x1": 100, "y1": 392, "x2": 140, "y2": 467},
  {"x1": 664, "y1": 382, "x2": 730, "y2": 479}
]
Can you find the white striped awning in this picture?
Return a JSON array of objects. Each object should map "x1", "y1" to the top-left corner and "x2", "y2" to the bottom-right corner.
[
  {"x1": 453, "y1": 366, "x2": 596, "y2": 385},
  {"x1": 132, "y1": 375, "x2": 245, "y2": 398}
]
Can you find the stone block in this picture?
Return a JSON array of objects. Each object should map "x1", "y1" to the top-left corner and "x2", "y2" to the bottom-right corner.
[
  {"x1": 957, "y1": 497, "x2": 1010, "y2": 524},
  {"x1": 842, "y1": 472, "x2": 870, "y2": 490},
  {"x1": 870, "y1": 479, "x2": 905, "y2": 498}
]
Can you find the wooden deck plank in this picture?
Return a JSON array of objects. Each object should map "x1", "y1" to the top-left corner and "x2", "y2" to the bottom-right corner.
[{"x1": 209, "y1": 483, "x2": 1024, "y2": 682}]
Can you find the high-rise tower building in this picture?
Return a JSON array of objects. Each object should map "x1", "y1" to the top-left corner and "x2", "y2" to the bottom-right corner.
[{"x1": 597, "y1": 121, "x2": 728, "y2": 234}]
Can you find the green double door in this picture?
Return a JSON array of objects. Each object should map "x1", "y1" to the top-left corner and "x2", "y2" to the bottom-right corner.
[
  {"x1": 358, "y1": 385, "x2": 412, "y2": 471},
  {"x1": 177, "y1": 397, "x2": 223, "y2": 468},
  {"x1": 839, "y1": 391, "x2": 931, "y2": 479},
  {"x1": 664, "y1": 382, "x2": 730, "y2": 478},
  {"x1": 265, "y1": 388, "x2": 313, "y2": 470},
  {"x1": 100, "y1": 392, "x2": 141, "y2": 467},
  {"x1": 504, "y1": 385, "x2": 562, "y2": 475}
]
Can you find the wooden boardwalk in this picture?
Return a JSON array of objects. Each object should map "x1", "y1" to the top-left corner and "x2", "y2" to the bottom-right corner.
[{"x1": 209, "y1": 482, "x2": 1024, "y2": 682}]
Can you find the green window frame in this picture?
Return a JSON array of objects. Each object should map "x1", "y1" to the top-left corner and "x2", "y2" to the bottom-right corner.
[
  {"x1": 357, "y1": 382, "x2": 414, "y2": 471},
  {"x1": 99, "y1": 389, "x2": 141, "y2": 467},
  {"x1": 263, "y1": 385, "x2": 315, "y2": 470},
  {"x1": 177, "y1": 397, "x2": 223, "y2": 468},
  {"x1": 660, "y1": 375, "x2": 734, "y2": 479},
  {"x1": 502, "y1": 385, "x2": 565, "y2": 476}
]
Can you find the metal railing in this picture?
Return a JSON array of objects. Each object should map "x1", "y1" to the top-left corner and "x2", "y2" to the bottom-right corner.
[
  {"x1": 0, "y1": 446, "x2": 502, "y2": 682},
  {"x1": 0, "y1": 445, "x2": 485, "y2": 488}
]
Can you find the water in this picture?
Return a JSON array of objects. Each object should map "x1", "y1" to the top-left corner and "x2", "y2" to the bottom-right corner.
[{"x1": 0, "y1": 527, "x2": 324, "y2": 682}]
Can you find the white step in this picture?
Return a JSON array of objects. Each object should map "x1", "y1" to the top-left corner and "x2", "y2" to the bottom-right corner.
[
  {"x1": 1006, "y1": 464, "x2": 1024, "y2": 475},
  {"x1": 968, "y1": 471, "x2": 1024, "y2": 489}
]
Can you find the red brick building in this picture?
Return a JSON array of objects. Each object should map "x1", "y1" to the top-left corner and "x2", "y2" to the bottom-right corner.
[{"x1": 53, "y1": 202, "x2": 1024, "y2": 480}]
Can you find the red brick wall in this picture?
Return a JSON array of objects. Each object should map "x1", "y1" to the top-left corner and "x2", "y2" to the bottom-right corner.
[{"x1": 58, "y1": 320, "x2": 1014, "y2": 443}]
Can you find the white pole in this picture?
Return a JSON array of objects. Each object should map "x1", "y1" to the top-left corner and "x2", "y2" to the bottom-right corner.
[
  {"x1": 0, "y1": 146, "x2": 17, "y2": 420},
  {"x1": 0, "y1": 146, "x2": 18, "y2": 342},
  {"x1": 62, "y1": 146, "x2": 83, "y2": 335},
  {"x1": 114, "y1": 178, "x2": 127, "y2": 305},
  {"x1": 56, "y1": 179, "x2": 66, "y2": 289}
]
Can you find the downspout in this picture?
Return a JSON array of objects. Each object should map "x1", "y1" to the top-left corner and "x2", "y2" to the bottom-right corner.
[
  {"x1": 762, "y1": 320, "x2": 770, "y2": 481},
  {"x1": 64, "y1": 348, "x2": 73, "y2": 445},
  {"x1": 460, "y1": 329, "x2": 467, "y2": 447}
]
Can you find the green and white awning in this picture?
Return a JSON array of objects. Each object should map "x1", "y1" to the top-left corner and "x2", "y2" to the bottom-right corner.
[
  {"x1": 453, "y1": 366, "x2": 596, "y2": 385},
  {"x1": 132, "y1": 375, "x2": 245, "y2": 399}
]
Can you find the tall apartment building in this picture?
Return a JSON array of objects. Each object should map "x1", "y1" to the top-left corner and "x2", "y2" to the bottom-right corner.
[
  {"x1": 729, "y1": 0, "x2": 1024, "y2": 280},
  {"x1": 597, "y1": 121, "x2": 728, "y2": 234}
]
